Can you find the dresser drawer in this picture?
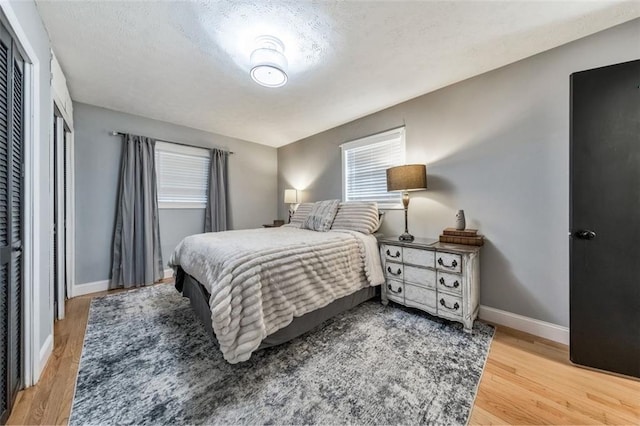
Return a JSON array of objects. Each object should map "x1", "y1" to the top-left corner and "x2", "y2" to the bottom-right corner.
[
  {"x1": 437, "y1": 271, "x2": 462, "y2": 295},
  {"x1": 404, "y1": 283, "x2": 436, "y2": 311},
  {"x1": 382, "y1": 245, "x2": 402, "y2": 263},
  {"x1": 404, "y1": 265, "x2": 436, "y2": 288},
  {"x1": 386, "y1": 279, "x2": 404, "y2": 304},
  {"x1": 403, "y1": 247, "x2": 434, "y2": 268},
  {"x1": 437, "y1": 292, "x2": 463, "y2": 320},
  {"x1": 384, "y1": 262, "x2": 403, "y2": 280},
  {"x1": 436, "y1": 251, "x2": 462, "y2": 274}
]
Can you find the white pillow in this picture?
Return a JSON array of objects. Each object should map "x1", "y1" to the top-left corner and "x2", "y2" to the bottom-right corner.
[
  {"x1": 286, "y1": 203, "x2": 314, "y2": 228},
  {"x1": 302, "y1": 200, "x2": 341, "y2": 232},
  {"x1": 331, "y1": 202, "x2": 380, "y2": 234}
]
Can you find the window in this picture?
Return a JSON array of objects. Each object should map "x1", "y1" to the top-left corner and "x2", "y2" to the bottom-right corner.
[
  {"x1": 341, "y1": 127, "x2": 405, "y2": 208},
  {"x1": 155, "y1": 141, "x2": 210, "y2": 209}
]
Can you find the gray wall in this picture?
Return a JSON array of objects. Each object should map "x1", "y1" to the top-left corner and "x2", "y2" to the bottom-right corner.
[
  {"x1": 9, "y1": 1, "x2": 55, "y2": 355},
  {"x1": 278, "y1": 19, "x2": 640, "y2": 327},
  {"x1": 74, "y1": 102, "x2": 278, "y2": 285}
]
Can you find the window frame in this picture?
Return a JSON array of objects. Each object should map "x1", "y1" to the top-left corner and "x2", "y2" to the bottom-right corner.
[
  {"x1": 340, "y1": 126, "x2": 406, "y2": 210},
  {"x1": 155, "y1": 141, "x2": 210, "y2": 209}
]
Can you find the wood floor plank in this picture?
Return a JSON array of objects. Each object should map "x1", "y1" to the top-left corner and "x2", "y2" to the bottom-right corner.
[
  {"x1": 25, "y1": 329, "x2": 71, "y2": 425},
  {"x1": 485, "y1": 360, "x2": 635, "y2": 424},
  {"x1": 474, "y1": 382, "x2": 552, "y2": 424},
  {"x1": 40, "y1": 350, "x2": 77, "y2": 425},
  {"x1": 8, "y1": 285, "x2": 640, "y2": 425},
  {"x1": 5, "y1": 385, "x2": 36, "y2": 425},
  {"x1": 469, "y1": 405, "x2": 507, "y2": 425},
  {"x1": 486, "y1": 368, "x2": 617, "y2": 425},
  {"x1": 488, "y1": 344, "x2": 640, "y2": 409}
]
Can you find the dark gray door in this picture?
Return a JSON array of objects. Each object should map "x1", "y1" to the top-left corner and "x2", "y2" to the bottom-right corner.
[
  {"x1": 0, "y1": 20, "x2": 24, "y2": 423},
  {"x1": 570, "y1": 59, "x2": 640, "y2": 378}
]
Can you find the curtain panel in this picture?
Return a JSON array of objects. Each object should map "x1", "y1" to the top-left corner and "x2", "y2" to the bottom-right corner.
[
  {"x1": 110, "y1": 134, "x2": 163, "y2": 288},
  {"x1": 205, "y1": 148, "x2": 229, "y2": 232}
]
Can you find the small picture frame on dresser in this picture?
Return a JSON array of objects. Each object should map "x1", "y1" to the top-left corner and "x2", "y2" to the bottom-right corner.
[{"x1": 377, "y1": 235, "x2": 481, "y2": 332}]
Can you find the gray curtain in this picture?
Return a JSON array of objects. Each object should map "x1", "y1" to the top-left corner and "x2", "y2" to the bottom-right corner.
[
  {"x1": 110, "y1": 134, "x2": 163, "y2": 289},
  {"x1": 204, "y1": 148, "x2": 229, "y2": 232}
]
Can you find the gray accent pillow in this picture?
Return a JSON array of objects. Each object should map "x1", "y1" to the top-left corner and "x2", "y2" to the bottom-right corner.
[
  {"x1": 285, "y1": 203, "x2": 314, "y2": 228},
  {"x1": 331, "y1": 201, "x2": 380, "y2": 234},
  {"x1": 302, "y1": 200, "x2": 341, "y2": 232}
]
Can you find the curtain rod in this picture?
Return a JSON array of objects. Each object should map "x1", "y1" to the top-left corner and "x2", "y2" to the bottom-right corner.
[{"x1": 110, "y1": 131, "x2": 235, "y2": 155}]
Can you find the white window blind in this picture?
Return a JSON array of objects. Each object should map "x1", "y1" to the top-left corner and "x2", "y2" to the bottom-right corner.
[
  {"x1": 155, "y1": 141, "x2": 210, "y2": 209},
  {"x1": 341, "y1": 127, "x2": 405, "y2": 208}
]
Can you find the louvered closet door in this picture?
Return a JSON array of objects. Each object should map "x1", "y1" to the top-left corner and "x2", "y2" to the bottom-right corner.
[
  {"x1": 0, "y1": 21, "x2": 24, "y2": 423},
  {"x1": 0, "y1": 23, "x2": 10, "y2": 423},
  {"x1": 9, "y1": 32, "x2": 23, "y2": 412}
]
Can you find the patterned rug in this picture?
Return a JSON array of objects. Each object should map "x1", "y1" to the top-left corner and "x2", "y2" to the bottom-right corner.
[{"x1": 70, "y1": 284, "x2": 494, "y2": 425}]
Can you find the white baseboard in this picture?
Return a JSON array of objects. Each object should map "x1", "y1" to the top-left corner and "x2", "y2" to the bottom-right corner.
[
  {"x1": 71, "y1": 279, "x2": 110, "y2": 297},
  {"x1": 35, "y1": 334, "x2": 53, "y2": 382},
  {"x1": 479, "y1": 305, "x2": 569, "y2": 345},
  {"x1": 72, "y1": 270, "x2": 174, "y2": 298}
]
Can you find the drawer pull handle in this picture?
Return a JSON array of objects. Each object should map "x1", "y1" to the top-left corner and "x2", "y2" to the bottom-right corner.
[
  {"x1": 386, "y1": 249, "x2": 401, "y2": 258},
  {"x1": 438, "y1": 258, "x2": 458, "y2": 269},
  {"x1": 439, "y1": 277, "x2": 460, "y2": 289},
  {"x1": 387, "y1": 284, "x2": 402, "y2": 294},
  {"x1": 387, "y1": 266, "x2": 402, "y2": 276},
  {"x1": 439, "y1": 298, "x2": 460, "y2": 311}
]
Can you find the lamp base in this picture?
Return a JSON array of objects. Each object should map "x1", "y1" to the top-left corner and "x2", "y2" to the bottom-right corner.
[
  {"x1": 399, "y1": 232, "x2": 415, "y2": 242},
  {"x1": 288, "y1": 203, "x2": 298, "y2": 224}
]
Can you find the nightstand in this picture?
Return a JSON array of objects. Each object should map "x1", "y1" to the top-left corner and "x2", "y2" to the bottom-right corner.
[
  {"x1": 262, "y1": 220, "x2": 284, "y2": 228},
  {"x1": 377, "y1": 236, "x2": 481, "y2": 332}
]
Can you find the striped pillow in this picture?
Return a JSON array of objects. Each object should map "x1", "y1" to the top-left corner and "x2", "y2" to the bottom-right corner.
[
  {"x1": 331, "y1": 202, "x2": 380, "y2": 234},
  {"x1": 285, "y1": 203, "x2": 314, "y2": 228},
  {"x1": 302, "y1": 200, "x2": 341, "y2": 232}
]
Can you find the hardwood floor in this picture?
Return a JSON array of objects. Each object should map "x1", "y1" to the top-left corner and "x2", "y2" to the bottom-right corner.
[{"x1": 8, "y1": 284, "x2": 640, "y2": 425}]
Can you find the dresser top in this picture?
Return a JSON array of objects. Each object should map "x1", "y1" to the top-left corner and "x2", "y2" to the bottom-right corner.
[{"x1": 377, "y1": 235, "x2": 482, "y2": 254}]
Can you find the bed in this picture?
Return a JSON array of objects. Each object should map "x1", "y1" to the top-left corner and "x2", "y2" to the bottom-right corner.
[{"x1": 169, "y1": 200, "x2": 385, "y2": 363}]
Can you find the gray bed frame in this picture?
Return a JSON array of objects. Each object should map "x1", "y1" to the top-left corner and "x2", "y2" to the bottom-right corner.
[{"x1": 175, "y1": 267, "x2": 378, "y2": 349}]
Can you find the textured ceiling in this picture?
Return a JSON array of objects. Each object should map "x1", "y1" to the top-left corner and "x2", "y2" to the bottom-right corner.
[{"x1": 36, "y1": 1, "x2": 639, "y2": 147}]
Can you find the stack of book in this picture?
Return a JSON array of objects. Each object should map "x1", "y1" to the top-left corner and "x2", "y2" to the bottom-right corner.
[{"x1": 439, "y1": 228, "x2": 484, "y2": 246}]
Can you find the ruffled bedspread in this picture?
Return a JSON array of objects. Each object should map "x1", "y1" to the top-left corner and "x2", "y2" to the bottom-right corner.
[{"x1": 169, "y1": 227, "x2": 384, "y2": 363}]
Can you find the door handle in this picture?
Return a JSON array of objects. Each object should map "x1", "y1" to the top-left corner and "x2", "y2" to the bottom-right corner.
[{"x1": 574, "y1": 230, "x2": 596, "y2": 240}]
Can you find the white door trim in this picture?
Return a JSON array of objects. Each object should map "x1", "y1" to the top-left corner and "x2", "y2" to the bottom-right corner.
[
  {"x1": 64, "y1": 130, "x2": 74, "y2": 302},
  {"x1": 52, "y1": 112, "x2": 73, "y2": 320},
  {"x1": 0, "y1": 0, "x2": 45, "y2": 387},
  {"x1": 51, "y1": 51, "x2": 74, "y2": 308},
  {"x1": 54, "y1": 115, "x2": 65, "y2": 320}
]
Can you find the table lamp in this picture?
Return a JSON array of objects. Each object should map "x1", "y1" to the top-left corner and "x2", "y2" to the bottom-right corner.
[
  {"x1": 284, "y1": 189, "x2": 299, "y2": 223},
  {"x1": 386, "y1": 164, "x2": 427, "y2": 241}
]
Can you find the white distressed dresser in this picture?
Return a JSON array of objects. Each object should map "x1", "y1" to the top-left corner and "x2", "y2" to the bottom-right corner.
[{"x1": 377, "y1": 236, "x2": 481, "y2": 332}]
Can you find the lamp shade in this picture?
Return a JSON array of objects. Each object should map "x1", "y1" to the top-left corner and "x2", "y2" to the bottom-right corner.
[
  {"x1": 386, "y1": 164, "x2": 427, "y2": 192},
  {"x1": 284, "y1": 189, "x2": 299, "y2": 203}
]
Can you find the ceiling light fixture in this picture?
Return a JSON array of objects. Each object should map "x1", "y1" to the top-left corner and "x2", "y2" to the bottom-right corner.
[{"x1": 250, "y1": 35, "x2": 288, "y2": 88}]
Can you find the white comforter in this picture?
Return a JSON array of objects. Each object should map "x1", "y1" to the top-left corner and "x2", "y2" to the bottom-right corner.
[{"x1": 169, "y1": 227, "x2": 384, "y2": 363}]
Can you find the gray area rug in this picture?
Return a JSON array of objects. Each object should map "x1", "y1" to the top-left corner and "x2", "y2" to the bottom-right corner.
[{"x1": 71, "y1": 284, "x2": 494, "y2": 425}]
